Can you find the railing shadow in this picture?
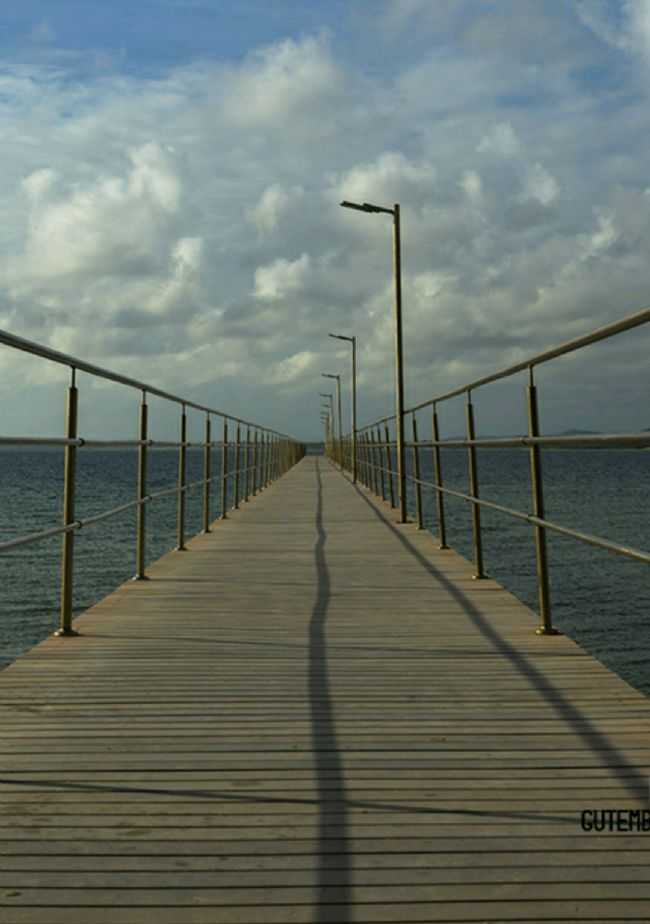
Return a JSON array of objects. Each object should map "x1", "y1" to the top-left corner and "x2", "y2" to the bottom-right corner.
[
  {"x1": 309, "y1": 457, "x2": 351, "y2": 918},
  {"x1": 345, "y1": 473, "x2": 650, "y2": 800}
]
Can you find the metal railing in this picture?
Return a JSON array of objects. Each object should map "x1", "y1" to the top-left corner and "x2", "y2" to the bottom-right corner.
[
  {"x1": 330, "y1": 305, "x2": 650, "y2": 635},
  {"x1": 0, "y1": 328, "x2": 305, "y2": 637}
]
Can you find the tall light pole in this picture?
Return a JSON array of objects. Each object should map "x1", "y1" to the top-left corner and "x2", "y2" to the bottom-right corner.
[
  {"x1": 329, "y1": 333, "x2": 357, "y2": 483},
  {"x1": 322, "y1": 373, "x2": 342, "y2": 467},
  {"x1": 340, "y1": 199, "x2": 406, "y2": 523}
]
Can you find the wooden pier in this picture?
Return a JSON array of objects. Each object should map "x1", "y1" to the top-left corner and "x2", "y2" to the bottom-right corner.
[{"x1": 1, "y1": 455, "x2": 650, "y2": 922}]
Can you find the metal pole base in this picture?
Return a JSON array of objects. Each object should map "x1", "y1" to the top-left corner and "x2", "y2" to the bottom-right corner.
[
  {"x1": 535, "y1": 626, "x2": 561, "y2": 636},
  {"x1": 175, "y1": 545, "x2": 187, "y2": 552},
  {"x1": 132, "y1": 575, "x2": 150, "y2": 582},
  {"x1": 439, "y1": 544, "x2": 450, "y2": 550},
  {"x1": 472, "y1": 573, "x2": 489, "y2": 580},
  {"x1": 53, "y1": 628, "x2": 80, "y2": 637}
]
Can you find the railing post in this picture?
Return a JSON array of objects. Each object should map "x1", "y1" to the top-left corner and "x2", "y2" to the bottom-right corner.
[
  {"x1": 260, "y1": 434, "x2": 266, "y2": 488},
  {"x1": 252, "y1": 431, "x2": 259, "y2": 495},
  {"x1": 176, "y1": 404, "x2": 187, "y2": 551},
  {"x1": 56, "y1": 368, "x2": 80, "y2": 637},
  {"x1": 376, "y1": 427, "x2": 386, "y2": 502},
  {"x1": 432, "y1": 406, "x2": 448, "y2": 549},
  {"x1": 221, "y1": 418, "x2": 229, "y2": 519},
  {"x1": 384, "y1": 425, "x2": 395, "y2": 508},
  {"x1": 466, "y1": 393, "x2": 485, "y2": 578},
  {"x1": 368, "y1": 431, "x2": 377, "y2": 495},
  {"x1": 135, "y1": 390, "x2": 149, "y2": 577},
  {"x1": 412, "y1": 415, "x2": 423, "y2": 530},
  {"x1": 244, "y1": 427, "x2": 251, "y2": 502},
  {"x1": 360, "y1": 432, "x2": 368, "y2": 487},
  {"x1": 202, "y1": 414, "x2": 211, "y2": 533},
  {"x1": 527, "y1": 369, "x2": 558, "y2": 635},
  {"x1": 234, "y1": 424, "x2": 241, "y2": 509}
]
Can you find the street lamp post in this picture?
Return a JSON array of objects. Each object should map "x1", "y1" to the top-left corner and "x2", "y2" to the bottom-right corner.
[
  {"x1": 340, "y1": 199, "x2": 406, "y2": 523},
  {"x1": 329, "y1": 333, "x2": 357, "y2": 483},
  {"x1": 322, "y1": 373, "x2": 342, "y2": 467}
]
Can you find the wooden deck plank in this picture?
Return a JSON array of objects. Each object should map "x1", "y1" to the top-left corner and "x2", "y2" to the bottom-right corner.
[{"x1": 1, "y1": 455, "x2": 650, "y2": 921}]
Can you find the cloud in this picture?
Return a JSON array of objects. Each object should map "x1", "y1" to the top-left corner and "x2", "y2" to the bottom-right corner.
[
  {"x1": 221, "y1": 34, "x2": 343, "y2": 127},
  {"x1": 248, "y1": 183, "x2": 304, "y2": 235},
  {"x1": 522, "y1": 163, "x2": 559, "y2": 206},
  {"x1": 477, "y1": 122, "x2": 521, "y2": 158},
  {"x1": 13, "y1": 143, "x2": 180, "y2": 284},
  {"x1": 2, "y1": 15, "x2": 650, "y2": 439},
  {"x1": 253, "y1": 254, "x2": 311, "y2": 301}
]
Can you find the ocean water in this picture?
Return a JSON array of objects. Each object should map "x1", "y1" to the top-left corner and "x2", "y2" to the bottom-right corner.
[
  {"x1": 400, "y1": 447, "x2": 650, "y2": 695},
  {"x1": 0, "y1": 447, "x2": 237, "y2": 668},
  {"x1": 1, "y1": 447, "x2": 649, "y2": 697}
]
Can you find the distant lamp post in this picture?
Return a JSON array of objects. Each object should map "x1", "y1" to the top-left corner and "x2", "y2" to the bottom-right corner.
[
  {"x1": 340, "y1": 199, "x2": 406, "y2": 523},
  {"x1": 329, "y1": 333, "x2": 357, "y2": 483},
  {"x1": 322, "y1": 372, "x2": 342, "y2": 466}
]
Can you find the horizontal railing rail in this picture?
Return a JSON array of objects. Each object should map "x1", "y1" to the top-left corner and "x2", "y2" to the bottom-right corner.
[
  {"x1": 330, "y1": 304, "x2": 650, "y2": 636},
  {"x1": 1, "y1": 327, "x2": 305, "y2": 639},
  {"x1": 0, "y1": 328, "x2": 292, "y2": 436}
]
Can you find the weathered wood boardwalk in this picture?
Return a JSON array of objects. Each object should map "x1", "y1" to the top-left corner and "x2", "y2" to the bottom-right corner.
[{"x1": 1, "y1": 455, "x2": 650, "y2": 922}]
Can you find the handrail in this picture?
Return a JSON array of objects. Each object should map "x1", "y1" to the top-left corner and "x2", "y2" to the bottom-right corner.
[
  {"x1": 0, "y1": 327, "x2": 292, "y2": 438},
  {"x1": 331, "y1": 303, "x2": 650, "y2": 636},
  {"x1": 357, "y1": 304, "x2": 650, "y2": 430},
  {"x1": 1, "y1": 325, "x2": 306, "y2": 638}
]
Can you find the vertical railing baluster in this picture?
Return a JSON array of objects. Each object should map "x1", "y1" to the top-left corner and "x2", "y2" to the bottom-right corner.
[
  {"x1": 376, "y1": 427, "x2": 386, "y2": 502},
  {"x1": 260, "y1": 434, "x2": 266, "y2": 488},
  {"x1": 384, "y1": 424, "x2": 395, "y2": 508},
  {"x1": 221, "y1": 418, "x2": 229, "y2": 519},
  {"x1": 466, "y1": 392, "x2": 485, "y2": 578},
  {"x1": 202, "y1": 414, "x2": 211, "y2": 533},
  {"x1": 135, "y1": 390, "x2": 149, "y2": 577},
  {"x1": 412, "y1": 415, "x2": 423, "y2": 530},
  {"x1": 369, "y1": 431, "x2": 377, "y2": 495},
  {"x1": 360, "y1": 432, "x2": 368, "y2": 487},
  {"x1": 252, "y1": 431, "x2": 259, "y2": 495},
  {"x1": 234, "y1": 424, "x2": 241, "y2": 509},
  {"x1": 244, "y1": 427, "x2": 251, "y2": 502},
  {"x1": 176, "y1": 404, "x2": 187, "y2": 551},
  {"x1": 527, "y1": 368, "x2": 557, "y2": 635},
  {"x1": 56, "y1": 367, "x2": 79, "y2": 637},
  {"x1": 432, "y1": 405, "x2": 448, "y2": 549}
]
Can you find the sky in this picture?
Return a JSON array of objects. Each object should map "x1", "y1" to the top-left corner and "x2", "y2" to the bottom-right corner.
[{"x1": 2, "y1": 0, "x2": 650, "y2": 442}]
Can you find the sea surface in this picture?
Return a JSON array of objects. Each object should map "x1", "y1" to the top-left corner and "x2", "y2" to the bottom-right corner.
[{"x1": 1, "y1": 447, "x2": 649, "y2": 697}]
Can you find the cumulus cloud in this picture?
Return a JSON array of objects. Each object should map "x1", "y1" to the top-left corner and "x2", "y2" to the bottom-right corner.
[
  {"x1": 253, "y1": 254, "x2": 311, "y2": 301},
  {"x1": 477, "y1": 122, "x2": 521, "y2": 158},
  {"x1": 522, "y1": 163, "x2": 559, "y2": 206},
  {"x1": 248, "y1": 184, "x2": 304, "y2": 235},
  {"x1": 221, "y1": 35, "x2": 343, "y2": 127},
  {"x1": 14, "y1": 143, "x2": 180, "y2": 283}
]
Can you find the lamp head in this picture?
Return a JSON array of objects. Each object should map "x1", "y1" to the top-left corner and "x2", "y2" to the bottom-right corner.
[{"x1": 340, "y1": 199, "x2": 393, "y2": 215}]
